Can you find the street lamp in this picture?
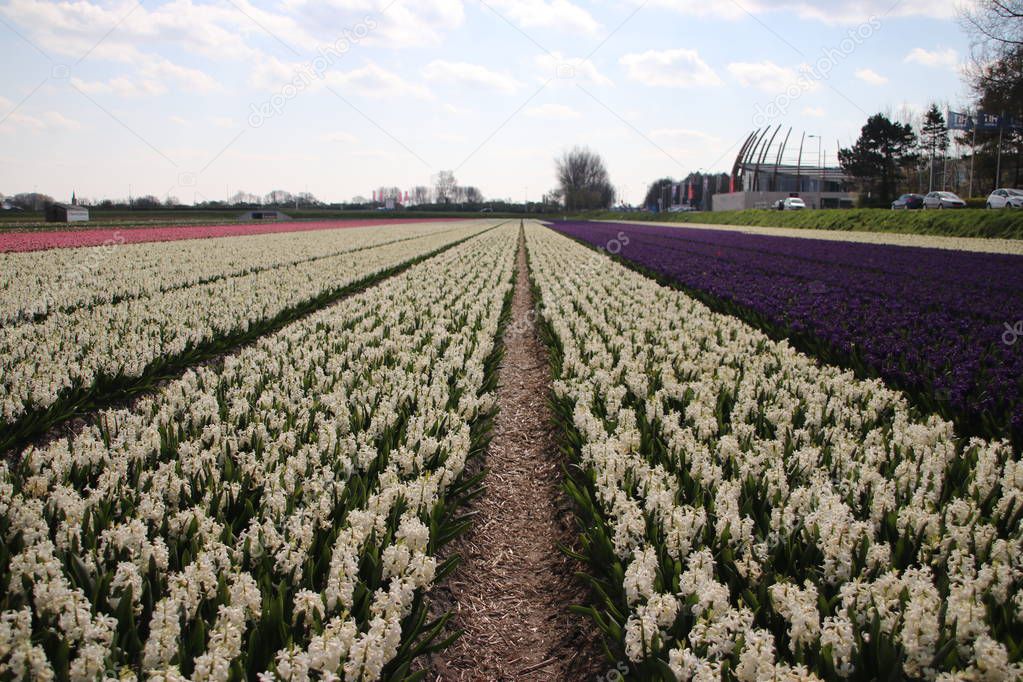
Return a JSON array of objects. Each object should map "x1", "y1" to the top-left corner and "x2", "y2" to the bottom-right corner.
[{"x1": 807, "y1": 134, "x2": 823, "y2": 209}]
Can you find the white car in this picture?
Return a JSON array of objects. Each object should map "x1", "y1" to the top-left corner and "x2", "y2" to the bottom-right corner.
[
  {"x1": 987, "y1": 188, "x2": 1023, "y2": 209},
  {"x1": 782, "y1": 197, "x2": 806, "y2": 211}
]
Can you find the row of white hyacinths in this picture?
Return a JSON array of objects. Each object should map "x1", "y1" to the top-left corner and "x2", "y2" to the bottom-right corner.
[
  {"x1": 524, "y1": 224, "x2": 1022, "y2": 681},
  {"x1": 0, "y1": 225, "x2": 516, "y2": 680},
  {"x1": 0, "y1": 222, "x2": 493, "y2": 426},
  {"x1": 0, "y1": 221, "x2": 472, "y2": 325}
]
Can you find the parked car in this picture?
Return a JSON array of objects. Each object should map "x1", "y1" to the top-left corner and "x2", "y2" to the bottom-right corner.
[
  {"x1": 891, "y1": 193, "x2": 924, "y2": 210},
  {"x1": 479, "y1": 207, "x2": 493, "y2": 213},
  {"x1": 986, "y1": 188, "x2": 1023, "y2": 209},
  {"x1": 782, "y1": 197, "x2": 806, "y2": 211},
  {"x1": 922, "y1": 191, "x2": 966, "y2": 209}
]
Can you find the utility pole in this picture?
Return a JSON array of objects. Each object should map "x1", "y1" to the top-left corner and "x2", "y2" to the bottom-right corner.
[
  {"x1": 928, "y1": 139, "x2": 935, "y2": 193},
  {"x1": 996, "y1": 114, "x2": 1005, "y2": 190},
  {"x1": 969, "y1": 117, "x2": 977, "y2": 198},
  {"x1": 808, "y1": 134, "x2": 822, "y2": 209}
]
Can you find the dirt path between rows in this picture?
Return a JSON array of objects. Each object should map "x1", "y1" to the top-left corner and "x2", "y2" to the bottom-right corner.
[{"x1": 422, "y1": 230, "x2": 604, "y2": 681}]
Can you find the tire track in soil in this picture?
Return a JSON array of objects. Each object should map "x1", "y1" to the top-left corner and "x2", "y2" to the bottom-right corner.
[{"x1": 421, "y1": 229, "x2": 605, "y2": 681}]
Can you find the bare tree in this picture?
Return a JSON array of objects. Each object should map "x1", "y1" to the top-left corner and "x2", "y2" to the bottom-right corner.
[
  {"x1": 960, "y1": 1, "x2": 1023, "y2": 85},
  {"x1": 264, "y1": 190, "x2": 293, "y2": 206},
  {"x1": 542, "y1": 189, "x2": 562, "y2": 208},
  {"x1": 433, "y1": 171, "x2": 457, "y2": 203},
  {"x1": 555, "y1": 146, "x2": 615, "y2": 210},
  {"x1": 7, "y1": 192, "x2": 55, "y2": 210},
  {"x1": 412, "y1": 186, "x2": 431, "y2": 204}
]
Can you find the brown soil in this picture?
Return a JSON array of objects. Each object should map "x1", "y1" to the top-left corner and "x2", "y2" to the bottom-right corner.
[{"x1": 421, "y1": 231, "x2": 605, "y2": 681}]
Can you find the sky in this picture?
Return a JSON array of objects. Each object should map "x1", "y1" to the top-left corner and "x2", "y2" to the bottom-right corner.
[{"x1": 0, "y1": 0, "x2": 976, "y2": 205}]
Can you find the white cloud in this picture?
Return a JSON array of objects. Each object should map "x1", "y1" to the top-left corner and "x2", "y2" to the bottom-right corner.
[
  {"x1": 442, "y1": 102, "x2": 471, "y2": 115},
  {"x1": 637, "y1": 0, "x2": 953, "y2": 24},
  {"x1": 322, "y1": 131, "x2": 359, "y2": 143},
  {"x1": 535, "y1": 52, "x2": 612, "y2": 86},
  {"x1": 284, "y1": 0, "x2": 466, "y2": 48},
  {"x1": 168, "y1": 115, "x2": 188, "y2": 125},
  {"x1": 141, "y1": 59, "x2": 219, "y2": 93},
  {"x1": 904, "y1": 47, "x2": 959, "y2": 68},
  {"x1": 803, "y1": 106, "x2": 826, "y2": 117},
  {"x1": 324, "y1": 62, "x2": 432, "y2": 99},
  {"x1": 422, "y1": 60, "x2": 522, "y2": 93},
  {"x1": 349, "y1": 148, "x2": 397, "y2": 160},
  {"x1": 248, "y1": 56, "x2": 303, "y2": 92},
  {"x1": 855, "y1": 68, "x2": 888, "y2": 85},
  {"x1": 210, "y1": 116, "x2": 235, "y2": 128},
  {"x1": 489, "y1": 0, "x2": 600, "y2": 34},
  {"x1": 71, "y1": 76, "x2": 166, "y2": 97},
  {"x1": 249, "y1": 58, "x2": 430, "y2": 99},
  {"x1": 40, "y1": 111, "x2": 82, "y2": 130},
  {"x1": 0, "y1": 0, "x2": 267, "y2": 61},
  {"x1": 727, "y1": 61, "x2": 811, "y2": 93},
  {"x1": 650, "y1": 128, "x2": 719, "y2": 142},
  {"x1": 620, "y1": 49, "x2": 721, "y2": 88},
  {"x1": 64, "y1": 56, "x2": 217, "y2": 99},
  {"x1": 525, "y1": 103, "x2": 581, "y2": 119},
  {"x1": 0, "y1": 109, "x2": 81, "y2": 133},
  {"x1": 435, "y1": 131, "x2": 467, "y2": 142}
]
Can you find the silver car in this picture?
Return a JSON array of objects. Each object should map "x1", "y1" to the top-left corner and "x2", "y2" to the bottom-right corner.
[
  {"x1": 986, "y1": 188, "x2": 1023, "y2": 209},
  {"x1": 922, "y1": 191, "x2": 966, "y2": 209}
]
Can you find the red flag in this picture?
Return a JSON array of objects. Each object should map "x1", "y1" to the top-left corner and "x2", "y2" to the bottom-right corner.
[
  {"x1": 372, "y1": 190, "x2": 376, "y2": 202},
  {"x1": 687, "y1": 182, "x2": 694, "y2": 201},
  {"x1": 729, "y1": 175, "x2": 735, "y2": 193}
]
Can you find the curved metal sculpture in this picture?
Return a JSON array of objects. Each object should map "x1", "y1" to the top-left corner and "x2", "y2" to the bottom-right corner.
[
  {"x1": 771, "y1": 127, "x2": 793, "y2": 192},
  {"x1": 753, "y1": 125, "x2": 782, "y2": 191},
  {"x1": 728, "y1": 127, "x2": 845, "y2": 196},
  {"x1": 731, "y1": 130, "x2": 760, "y2": 192}
]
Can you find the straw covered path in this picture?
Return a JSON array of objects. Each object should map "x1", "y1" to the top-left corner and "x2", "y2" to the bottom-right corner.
[{"x1": 422, "y1": 229, "x2": 605, "y2": 680}]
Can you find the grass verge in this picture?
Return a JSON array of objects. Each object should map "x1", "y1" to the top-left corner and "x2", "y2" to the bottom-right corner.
[{"x1": 584, "y1": 208, "x2": 1023, "y2": 240}]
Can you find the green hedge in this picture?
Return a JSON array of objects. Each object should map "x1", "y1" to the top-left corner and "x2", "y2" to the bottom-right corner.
[{"x1": 583, "y1": 208, "x2": 1023, "y2": 240}]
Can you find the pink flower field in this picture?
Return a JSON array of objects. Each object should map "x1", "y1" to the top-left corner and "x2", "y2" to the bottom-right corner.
[{"x1": 0, "y1": 217, "x2": 460, "y2": 252}]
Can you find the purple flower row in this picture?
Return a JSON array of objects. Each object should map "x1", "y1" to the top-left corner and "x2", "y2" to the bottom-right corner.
[{"x1": 548, "y1": 220, "x2": 1023, "y2": 441}]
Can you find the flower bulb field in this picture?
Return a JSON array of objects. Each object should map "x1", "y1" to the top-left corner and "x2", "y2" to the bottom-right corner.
[
  {"x1": 552, "y1": 220, "x2": 1023, "y2": 445},
  {"x1": 1, "y1": 218, "x2": 1021, "y2": 681}
]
